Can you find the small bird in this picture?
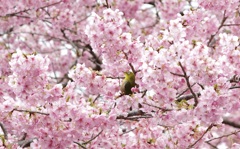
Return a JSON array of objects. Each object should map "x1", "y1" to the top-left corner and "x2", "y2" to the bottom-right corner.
[{"x1": 120, "y1": 71, "x2": 136, "y2": 95}]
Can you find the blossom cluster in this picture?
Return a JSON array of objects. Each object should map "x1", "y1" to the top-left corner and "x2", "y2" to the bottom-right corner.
[{"x1": 0, "y1": 0, "x2": 240, "y2": 148}]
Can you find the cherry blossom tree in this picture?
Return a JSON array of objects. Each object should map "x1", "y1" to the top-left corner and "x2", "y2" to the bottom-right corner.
[{"x1": 0, "y1": 0, "x2": 240, "y2": 148}]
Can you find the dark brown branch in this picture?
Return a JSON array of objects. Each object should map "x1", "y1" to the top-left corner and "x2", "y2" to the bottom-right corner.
[
  {"x1": 229, "y1": 75, "x2": 239, "y2": 83},
  {"x1": 207, "y1": 11, "x2": 227, "y2": 47},
  {"x1": 74, "y1": 129, "x2": 103, "y2": 149},
  {"x1": 206, "y1": 130, "x2": 240, "y2": 142},
  {"x1": 0, "y1": 122, "x2": 8, "y2": 140},
  {"x1": 0, "y1": 27, "x2": 14, "y2": 36},
  {"x1": 19, "y1": 133, "x2": 27, "y2": 141},
  {"x1": 0, "y1": 9, "x2": 31, "y2": 18},
  {"x1": 176, "y1": 74, "x2": 238, "y2": 102},
  {"x1": 146, "y1": 1, "x2": 156, "y2": 6},
  {"x1": 141, "y1": 90, "x2": 147, "y2": 98},
  {"x1": 0, "y1": 1, "x2": 62, "y2": 18},
  {"x1": 18, "y1": 138, "x2": 37, "y2": 148},
  {"x1": 123, "y1": 52, "x2": 137, "y2": 74},
  {"x1": 187, "y1": 124, "x2": 214, "y2": 149},
  {"x1": 105, "y1": 0, "x2": 110, "y2": 8},
  {"x1": 222, "y1": 119, "x2": 240, "y2": 128},
  {"x1": 82, "y1": 129, "x2": 103, "y2": 145},
  {"x1": 117, "y1": 110, "x2": 153, "y2": 121},
  {"x1": 14, "y1": 15, "x2": 31, "y2": 19},
  {"x1": 93, "y1": 94, "x2": 101, "y2": 103},
  {"x1": 86, "y1": 44, "x2": 102, "y2": 71},
  {"x1": 73, "y1": 142, "x2": 87, "y2": 149},
  {"x1": 121, "y1": 128, "x2": 136, "y2": 135},
  {"x1": 129, "y1": 63, "x2": 136, "y2": 75},
  {"x1": 178, "y1": 62, "x2": 198, "y2": 107},
  {"x1": 176, "y1": 83, "x2": 196, "y2": 98},
  {"x1": 222, "y1": 23, "x2": 240, "y2": 26},
  {"x1": 205, "y1": 141, "x2": 218, "y2": 149},
  {"x1": 127, "y1": 110, "x2": 145, "y2": 117},
  {"x1": 170, "y1": 72, "x2": 185, "y2": 77},
  {"x1": 12, "y1": 109, "x2": 49, "y2": 116},
  {"x1": 141, "y1": 1, "x2": 160, "y2": 29},
  {"x1": 74, "y1": 142, "x2": 87, "y2": 149},
  {"x1": 176, "y1": 92, "x2": 201, "y2": 102},
  {"x1": 39, "y1": 1, "x2": 62, "y2": 10},
  {"x1": 143, "y1": 102, "x2": 172, "y2": 112},
  {"x1": 229, "y1": 86, "x2": 240, "y2": 89},
  {"x1": 117, "y1": 115, "x2": 152, "y2": 121},
  {"x1": 14, "y1": 31, "x2": 65, "y2": 42},
  {"x1": 197, "y1": 83, "x2": 205, "y2": 89},
  {"x1": 96, "y1": 73, "x2": 123, "y2": 80}
]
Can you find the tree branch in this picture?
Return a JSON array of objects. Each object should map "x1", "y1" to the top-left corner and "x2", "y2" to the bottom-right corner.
[
  {"x1": 143, "y1": 102, "x2": 172, "y2": 112},
  {"x1": 187, "y1": 124, "x2": 214, "y2": 149},
  {"x1": 123, "y1": 52, "x2": 137, "y2": 74},
  {"x1": 74, "y1": 129, "x2": 103, "y2": 149},
  {"x1": 0, "y1": 122, "x2": 8, "y2": 140},
  {"x1": 206, "y1": 129, "x2": 240, "y2": 142},
  {"x1": 229, "y1": 75, "x2": 239, "y2": 83},
  {"x1": 12, "y1": 109, "x2": 49, "y2": 116},
  {"x1": 178, "y1": 62, "x2": 198, "y2": 107},
  {"x1": 229, "y1": 86, "x2": 240, "y2": 89},
  {"x1": 205, "y1": 141, "x2": 218, "y2": 149},
  {"x1": 222, "y1": 119, "x2": 240, "y2": 128},
  {"x1": 18, "y1": 138, "x2": 37, "y2": 148},
  {"x1": 0, "y1": 1, "x2": 62, "y2": 18},
  {"x1": 176, "y1": 92, "x2": 201, "y2": 102},
  {"x1": 222, "y1": 23, "x2": 240, "y2": 26},
  {"x1": 82, "y1": 129, "x2": 103, "y2": 145},
  {"x1": 207, "y1": 11, "x2": 227, "y2": 47},
  {"x1": 170, "y1": 71, "x2": 185, "y2": 77},
  {"x1": 117, "y1": 110, "x2": 153, "y2": 121},
  {"x1": 120, "y1": 128, "x2": 136, "y2": 136},
  {"x1": 176, "y1": 83, "x2": 196, "y2": 98},
  {"x1": 86, "y1": 44, "x2": 102, "y2": 71}
]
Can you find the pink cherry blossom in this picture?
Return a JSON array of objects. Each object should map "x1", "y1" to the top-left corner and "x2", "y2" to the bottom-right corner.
[{"x1": 0, "y1": 0, "x2": 240, "y2": 148}]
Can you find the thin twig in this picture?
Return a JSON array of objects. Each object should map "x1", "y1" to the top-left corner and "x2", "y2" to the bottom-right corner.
[
  {"x1": 206, "y1": 130, "x2": 240, "y2": 142},
  {"x1": 176, "y1": 83, "x2": 196, "y2": 98},
  {"x1": 205, "y1": 141, "x2": 218, "y2": 149},
  {"x1": 73, "y1": 141, "x2": 87, "y2": 149},
  {"x1": 197, "y1": 83, "x2": 205, "y2": 89},
  {"x1": 82, "y1": 129, "x2": 103, "y2": 145},
  {"x1": 0, "y1": 122, "x2": 8, "y2": 140},
  {"x1": 123, "y1": 52, "x2": 137, "y2": 74},
  {"x1": 0, "y1": 9, "x2": 31, "y2": 18},
  {"x1": 141, "y1": 90, "x2": 147, "y2": 98},
  {"x1": 143, "y1": 102, "x2": 172, "y2": 112},
  {"x1": 178, "y1": 62, "x2": 198, "y2": 107},
  {"x1": 116, "y1": 115, "x2": 153, "y2": 121},
  {"x1": 222, "y1": 23, "x2": 240, "y2": 26},
  {"x1": 170, "y1": 72, "x2": 185, "y2": 77},
  {"x1": 117, "y1": 110, "x2": 153, "y2": 121},
  {"x1": 86, "y1": 44, "x2": 102, "y2": 71},
  {"x1": 176, "y1": 92, "x2": 201, "y2": 102},
  {"x1": 39, "y1": 1, "x2": 62, "y2": 10},
  {"x1": 74, "y1": 129, "x2": 103, "y2": 149},
  {"x1": 105, "y1": 0, "x2": 110, "y2": 8},
  {"x1": 93, "y1": 94, "x2": 101, "y2": 103},
  {"x1": 120, "y1": 128, "x2": 136, "y2": 136},
  {"x1": 207, "y1": 11, "x2": 227, "y2": 47},
  {"x1": 18, "y1": 138, "x2": 37, "y2": 148},
  {"x1": 187, "y1": 124, "x2": 214, "y2": 149},
  {"x1": 0, "y1": 1, "x2": 62, "y2": 18},
  {"x1": 12, "y1": 109, "x2": 49, "y2": 116},
  {"x1": 229, "y1": 86, "x2": 240, "y2": 89}
]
